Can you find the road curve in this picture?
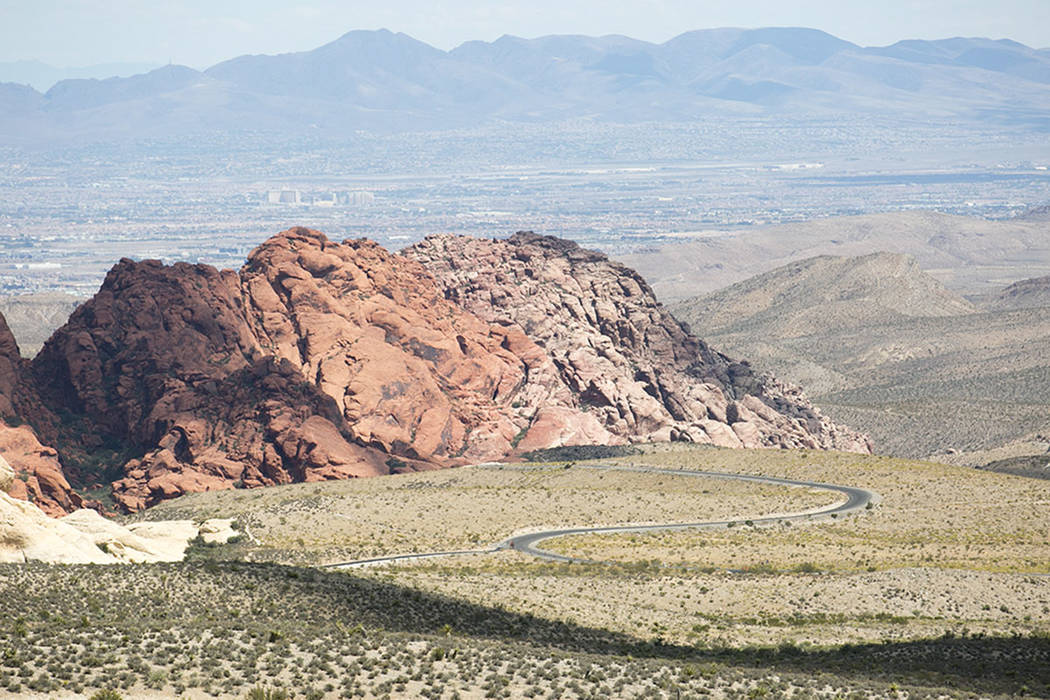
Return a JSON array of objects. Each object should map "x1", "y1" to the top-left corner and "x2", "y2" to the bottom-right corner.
[{"x1": 326, "y1": 463, "x2": 878, "y2": 569}]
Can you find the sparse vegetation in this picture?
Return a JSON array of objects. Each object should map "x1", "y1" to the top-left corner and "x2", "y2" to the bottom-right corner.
[
  {"x1": 1, "y1": 559, "x2": 1047, "y2": 699},
  {"x1": 5, "y1": 444, "x2": 1049, "y2": 698},
  {"x1": 131, "y1": 459, "x2": 834, "y2": 565}
]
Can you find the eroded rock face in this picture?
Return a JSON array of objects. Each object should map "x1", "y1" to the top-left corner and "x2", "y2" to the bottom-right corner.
[
  {"x1": 109, "y1": 356, "x2": 401, "y2": 511},
  {"x1": 407, "y1": 232, "x2": 871, "y2": 453},
  {"x1": 24, "y1": 229, "x2": 620, "y2": 510},
  {"x1": 30, "y1": 257, "x2": 258, "y2": 443},
  {"x1": 19, "y1": 227, "x2": 869, "y2": 512},
  {"x1": 0, "y1": 423, "x2": 83, "y2": 516},
  {"x1": 241, "y1": 229, "x2": 619, "y2": 464},
  {"x1": 0, "y1": 313, "x2": 84, "y2": 516},
  {"x1": 0, "y1": 314, "x2": 20, "y2": 417},
  {"x1": 26, "y1": 252, "x2": 407, "y2": 511}
]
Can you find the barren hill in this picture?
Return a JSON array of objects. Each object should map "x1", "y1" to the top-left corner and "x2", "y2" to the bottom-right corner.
[
  {"x1": 1, "y1": 228, "x2": 868, "y2": 512},
  {"x1": 0, "y1": 293, "x2": 83, "y2": 358},
  {"x1": 672, "y1": 253, "x2": 1050, "y2": 457},
  {"x1": 675, "y1": 252, "x2": 975, "y2": 339},
  {"x1": 986, "y1": 274, "x2": 1050, "y2": 311},
  {"x1": 620, "y1": 210, "x2": 1050, "y2": 303}
]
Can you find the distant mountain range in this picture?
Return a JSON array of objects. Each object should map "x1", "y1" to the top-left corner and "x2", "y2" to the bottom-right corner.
[
  {"x1": 0, "y1": 60, "x2": 162, "y2": 92},
  {"x1": 2, "y1": 27, "x2": 1049, "y2": 144}
]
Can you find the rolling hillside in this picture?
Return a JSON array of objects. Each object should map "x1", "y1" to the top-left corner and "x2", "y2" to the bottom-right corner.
[
  {"x1": 622, "y1": 210, "x2": 1050, "y2": 303},
  {"x1": 672, "y1": 254, "x2": 1050, "y2": 457}
]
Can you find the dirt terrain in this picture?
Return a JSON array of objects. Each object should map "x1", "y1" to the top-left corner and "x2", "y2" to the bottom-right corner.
[{"x1": 671, "y1": 253, "x2": 1050, "y2": 457}]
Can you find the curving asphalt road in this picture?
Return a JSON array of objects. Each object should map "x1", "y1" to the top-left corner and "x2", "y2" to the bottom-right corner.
[{"x1": 326, "y1": 463, "x2": 878, "y2": 570}]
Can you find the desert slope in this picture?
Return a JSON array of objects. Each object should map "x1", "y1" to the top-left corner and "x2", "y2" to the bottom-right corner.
[
  {"x1": 621, "y1": 210, "x2": 1050, "y2": 303},
  {"x1": 672, "y1": 252, "x2": 1050, "y2": 456}
]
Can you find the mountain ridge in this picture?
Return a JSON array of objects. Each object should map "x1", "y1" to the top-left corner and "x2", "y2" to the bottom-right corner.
[
  {"x1": 671, "y1": 252, "x2": 1050, "y2": 457},
  {"x1": 3, "y1": 27, "x2": 1049, "y2": 143}
]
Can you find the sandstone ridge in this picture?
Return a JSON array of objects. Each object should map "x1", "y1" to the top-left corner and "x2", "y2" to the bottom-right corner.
[
  {"x1": 8, "y1": 228, "x2": 870, "y2": 512},
  {"x1": 407, "y1": 232, "x2": 870, "y2": 453}
]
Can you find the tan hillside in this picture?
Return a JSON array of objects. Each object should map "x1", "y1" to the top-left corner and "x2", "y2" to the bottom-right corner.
[
  {"x1": 986, "y1": 273, "x2": 1050, "y2": 311},
  {"x1": 672, "y1": 254, "x2": 1050, "y2": 457},
  {"x1": 0, "y1": 292, "x2": 82, "y2": 358},
  {"x1": 675, "y1": 252, "x2": 975, "y2": 339},
  {"x1": 619, "y1": 210, "x2": 1050, "y2": 303}
]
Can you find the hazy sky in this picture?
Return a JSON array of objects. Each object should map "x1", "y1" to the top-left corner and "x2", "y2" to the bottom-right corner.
[{"x1": 4, "y1": 0, "x2": 1049, "y2": 68}]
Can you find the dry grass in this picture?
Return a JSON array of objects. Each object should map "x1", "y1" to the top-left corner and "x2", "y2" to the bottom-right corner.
[
  {"x1": 372, "y1": 557, "x2": 1050, "y2": 648},
  {"x1": 134, "y1": 462, "x2": 835, "y2": 564},
  {"x1": 7, "y1": 445, "x2": 1050, "y2": 697},
  {"x1": 349, "y1": 444, "x2": 1050, "y2": 651},
  {"x1": 542, "y1": 445, "x2": 1050, "y2": 574}
]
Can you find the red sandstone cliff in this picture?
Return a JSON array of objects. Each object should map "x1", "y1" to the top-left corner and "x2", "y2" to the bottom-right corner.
[
  {"x1": 11, "y1": 227, "x2": 870, "y2": 512},
  {"x1": 406, "y1": 232, "x2": 871, "y2": 453},
  {"x1": 0, "y1": 315, "x2": 82, "y2": 515}
]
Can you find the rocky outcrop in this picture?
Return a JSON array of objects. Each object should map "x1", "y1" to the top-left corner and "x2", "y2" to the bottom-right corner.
[
  {"x1": 24, "y1": 229, "x2": 618, "y2": 510},
  {"x1": 0, "y1": 455, "x2": 230, "y2": 563},
  {"x1": 240, "y1": 229, "x2": 614, "y2": 463},
  {"x1": 0, "y1": 423, "x2": 82, "y2": 516},
  {"x1": 407, "y1": 232, "x2": 871, "y2": 453},
  {"x1": 0, "y1": 315, "x2": 80, "y2": 516},
  {"x1": 988, "y1": 274, "x2": 1050, "y2": 311},
  {"x1": 0, "y1": 315, "x2": 19, "y2": 417},
  {"x1": 16, "y1": 227, "x2": 869, "y2": 511},
  {"x1": 108, "y1": 356, "x2": 401, "y2": 511},
  {"x1": 27, "y1": 253, "x2": 408, "y2": 511}
]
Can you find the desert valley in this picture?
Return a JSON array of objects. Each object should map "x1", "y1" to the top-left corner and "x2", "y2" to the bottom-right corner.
[{"x1": 2, "y1": 11, "x2": 1050, "y2": 700}]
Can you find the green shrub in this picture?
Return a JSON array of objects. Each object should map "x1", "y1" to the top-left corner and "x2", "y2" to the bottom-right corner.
[
  {"x1": 246, "y1": 685, "x2": 290, "y2": 700},
  {"x1": 90, "y1": 690, "x2": 124, "y2": 700}
]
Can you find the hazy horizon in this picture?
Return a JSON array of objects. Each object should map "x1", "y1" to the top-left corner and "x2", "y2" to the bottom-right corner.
[{"x1": 2, "y1": 0, "x2": 1048, "y2": 70}]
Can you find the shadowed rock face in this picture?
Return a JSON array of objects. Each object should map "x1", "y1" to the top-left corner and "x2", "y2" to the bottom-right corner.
[
  {"x1": 407, "y1": 232, "x2": 871, "y2": 453},
  {"x1": 12, "y1": 227, "x2": 869, "y2": 512},
  {"x1": 0, "y1": 314, "x2": 21, "y2": 418},
  {"x1": 0, "y1": 315, "x2": 83, "y2": 515}
]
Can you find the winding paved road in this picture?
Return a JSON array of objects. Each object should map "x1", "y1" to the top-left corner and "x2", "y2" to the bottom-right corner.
[{"x1": 326, "y1": 463, "x2": 878, "y2": 570}]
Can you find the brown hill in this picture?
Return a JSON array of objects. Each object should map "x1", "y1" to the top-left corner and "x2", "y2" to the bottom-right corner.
[
  {"x1": 11, "y1": 228, "x2": 869, "y2": 511},
  {"x1": 986, "y1": 274, "x2": 1050, "y2": 311},
  {"x1": 672, "y1": 253, "x2": 1050, "y2": 457},
  {"x1": 0, "y1": 293, "x2": 82, "y2": 358},
  {"x1": 620, "y1": 210, "x2": 1050, "y2": 303}
]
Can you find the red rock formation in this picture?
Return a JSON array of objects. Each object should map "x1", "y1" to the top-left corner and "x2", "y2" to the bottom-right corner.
[
  {"x1": 21, "y1": 227, "x2": 869, "y2": 511},
  {"x1": 240, "y1": 228, "x2": 616, "y2": 464},
  {"x1": 26, "y1": 229, "x2": 618, "y2": 509},
  {"x1": 406, "y1": 232, "x2": 871, "y2": 453},
  {"x1": 109, "y1": 356, "x2": 407, "y2": 510},
  {"x1": 27, "y1": 252, "x2": 414, "y2": 511},
  {"x1": 0, "y1": 312, "x2": 84, "y2": 516},
  {"x1": 0, "y1": 423, "x2": 82, "y2": 516}
]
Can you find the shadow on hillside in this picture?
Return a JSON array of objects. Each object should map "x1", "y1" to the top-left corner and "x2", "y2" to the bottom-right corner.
[
  {"x1": 244, "y1": 563, "x2": 1050, "y2": 696},
  {"x1": 5, "y1": 560, "x2": 1047, "y2": 697}
]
